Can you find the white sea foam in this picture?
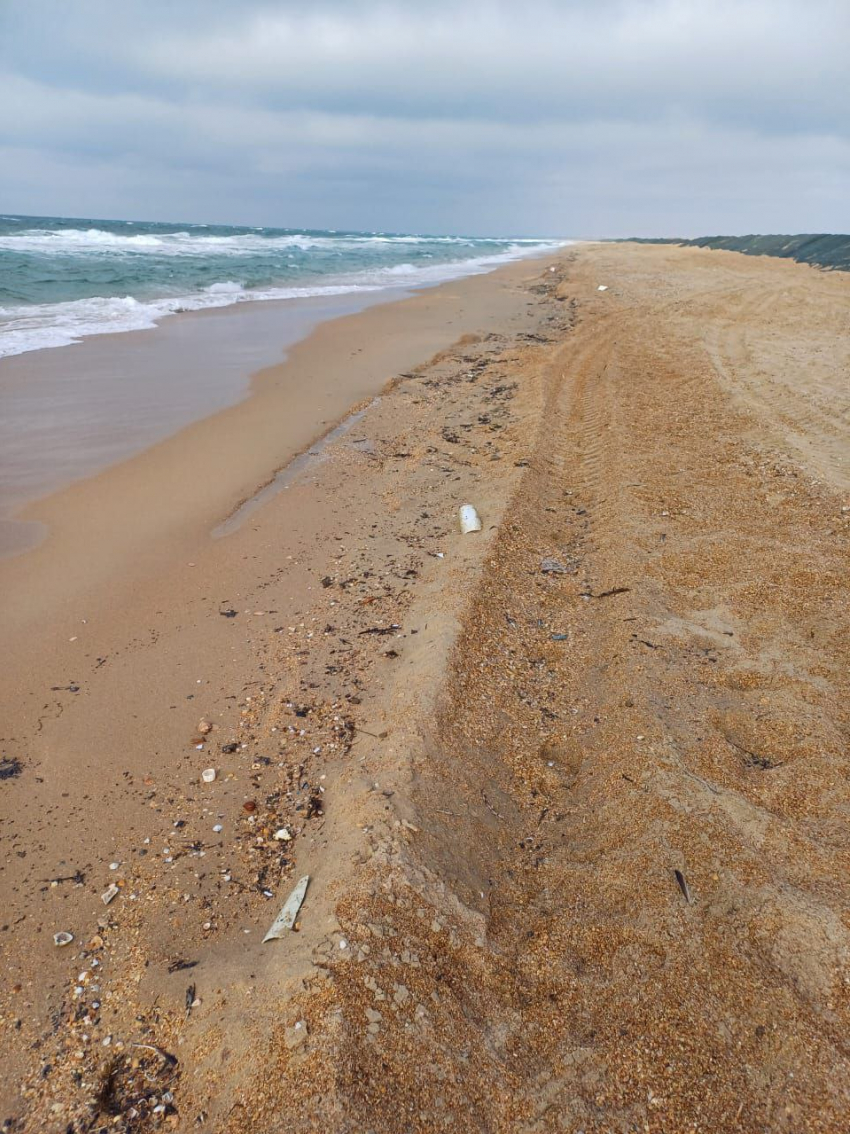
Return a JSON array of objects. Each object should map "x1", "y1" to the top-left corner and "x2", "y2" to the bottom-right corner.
[
  {"x1": 0, "y1": 226, "x2": 552, "y2": 257},
  {"x1": 0, "y1": 227, "x2": 333, "y2": 255},
  {"x1": 0, "y1": 240, "x2": 567, "y2": 359}
]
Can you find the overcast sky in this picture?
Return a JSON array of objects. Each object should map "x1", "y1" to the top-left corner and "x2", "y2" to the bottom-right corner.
[{"x1": 0, "y1": 0, "x2": 847, "y2": 236}]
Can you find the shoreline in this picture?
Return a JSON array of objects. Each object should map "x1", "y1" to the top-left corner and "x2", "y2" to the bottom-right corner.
[
  {"x1": 0, "y1": 244, "x2": 565, "y2": 553},
  {"x1": 0, "y1": 253, "x2": 555, "y2": 636}
]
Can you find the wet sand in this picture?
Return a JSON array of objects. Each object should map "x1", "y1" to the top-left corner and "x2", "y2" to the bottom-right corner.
[
  {"x1": 0, "y1": 284, "x2": 449, "y2": 557},
  {"x1": 3, "y1": 243, "x2": 850, "y2": 1132}
]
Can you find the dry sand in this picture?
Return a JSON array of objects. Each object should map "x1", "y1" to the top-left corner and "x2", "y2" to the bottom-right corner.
[{"x1": 1, "y1": 243, "x2": 849, "y2": 1132}]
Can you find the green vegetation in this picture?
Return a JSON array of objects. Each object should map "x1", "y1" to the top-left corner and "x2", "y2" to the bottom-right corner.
[{"x1": 624, "y1": 234, "x2": 850, "y2": 272}]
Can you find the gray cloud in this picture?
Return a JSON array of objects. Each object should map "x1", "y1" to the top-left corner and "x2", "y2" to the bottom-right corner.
[{"x1": 1, "y1": 0, "x2": 847, "y2": 234}]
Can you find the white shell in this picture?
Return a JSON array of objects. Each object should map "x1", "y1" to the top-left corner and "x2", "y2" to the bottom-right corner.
[{"x1": 459, "y1": 504, "x2": 482, "y2": 534}]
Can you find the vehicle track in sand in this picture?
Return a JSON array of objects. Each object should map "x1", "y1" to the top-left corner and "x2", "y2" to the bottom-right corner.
[{"x1": 314, "y1": 244, "x2": 850, "y2": 1132}]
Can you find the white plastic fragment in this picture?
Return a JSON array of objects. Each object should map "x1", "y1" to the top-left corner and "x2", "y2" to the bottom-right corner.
[
  {"x1": 459, "y1": 504, "x2": 482, "y2": 534},
  {"x1": 53, "y1": 932, "x2": 74, "y2": 947},
  {"x1": 101, "y1": 884, "x2": 119, "y2": 906},
  {"x1": 597, "y1": 284, "x2": 609, "y2": 291},
  {"x1": 201, "y1": 768, "x2": 216, "y2": 784},
  {"x1": 273, "y1": 827, "x2": 292, "y2": 841},
  {"x1": 263, "y1": 875, "x2": 310, "y2": 942}
]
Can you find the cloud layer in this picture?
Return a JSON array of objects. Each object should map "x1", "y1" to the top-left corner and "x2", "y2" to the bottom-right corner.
[{"x1": 1, "y1": 0, "x2": 847, "y2": 235}]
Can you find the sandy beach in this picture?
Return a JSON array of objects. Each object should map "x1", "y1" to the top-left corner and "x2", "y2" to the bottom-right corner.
[{"x1": 2, "y1": 242, "x2": 850, "y2": 1132}]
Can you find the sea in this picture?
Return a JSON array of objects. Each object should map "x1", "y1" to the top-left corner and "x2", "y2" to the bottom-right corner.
[{"x1": 0, "y1": 214, "x2": 564, "y2": 359}]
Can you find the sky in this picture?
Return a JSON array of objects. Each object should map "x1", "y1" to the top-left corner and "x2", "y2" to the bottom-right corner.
[{"x1": 0, "y1": 0, "x2": 847, "y2": 237}]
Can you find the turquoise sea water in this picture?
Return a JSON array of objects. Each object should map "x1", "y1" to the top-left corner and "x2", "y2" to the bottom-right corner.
[{"x1": 0, "y1": 214, "x2": 563, "y2": 358}]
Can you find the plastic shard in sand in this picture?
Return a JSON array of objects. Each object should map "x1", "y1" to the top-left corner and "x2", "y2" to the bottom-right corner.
[
  {"x1": 101, "y1": 884, "x2": 120, "y2": 906},
  {"x1": 263, "y1": 876, "x2": 310, "y2": 942}
]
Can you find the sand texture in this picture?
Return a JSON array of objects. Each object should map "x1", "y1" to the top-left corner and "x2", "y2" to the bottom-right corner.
[{"x1": 2, "y1": 243, "x2": 849, "y2": 1132}]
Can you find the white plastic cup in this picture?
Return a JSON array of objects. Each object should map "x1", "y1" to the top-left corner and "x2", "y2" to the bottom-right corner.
[{"x1": 459, "y1": 504, "x2": 482, "y2": 534}]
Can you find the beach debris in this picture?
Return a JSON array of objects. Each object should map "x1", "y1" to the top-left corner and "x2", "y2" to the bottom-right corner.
[
  {"x1": 550, "y1": 633, "x2": 570, "y2": 641},
  {"x1": 305, "y1": 790, "x2": 324, "y2": 819},
  {"x1": 219, "y1": 607, "x2": 238, "y2": 618},
  {"x1": 0, "y1": 756, "x2": 22, "y2": 781},
  {"x1": 185, "y1": 983, "x2": 197, "y2": 1015},
  {"x1": 101, "y1": 883, "x2": 120, "y2": 906},
  {"x1": 540, "y1": 557, "x2": 575, "y2": 575},
  {"x1": 45, "y1": 870, "x2": 85, "y2": 886},
  {"x1": 274, "y1": 827, "x2": 292, "y2": 841},
  {"x1": 263, "y1": 876, "x2": 310, "y2": 942},
  {"x1": 221, "y1": 741, "x2": 238, "y2": 753},
  {"x1": 53, "y1": 931, "x2": 74, "y2": 947},
  {"x1": 201, "y1": 768, "x2": 216, "y2": 783},
  {"x1": 243, "y1": 800, "x2": 257, "y2": 813},
  {"x1": 597, "y1": 284, "x2": 609, "y2": 291},
  {"x1": 131, "y1": 1042, "x2": 178, "y2": 1069},
  {"x1": 167, "y1": 958, "x2": 198, "y2": 973},
  {"x1": 459, "y1": 504, "x2": 482, "y2": 534},
  {"x1": 198, "y1": 718, "x2": 212, "y2": 736},
  {"x1": 674, "y1": 869, "x2": 693, "y2": 905}
]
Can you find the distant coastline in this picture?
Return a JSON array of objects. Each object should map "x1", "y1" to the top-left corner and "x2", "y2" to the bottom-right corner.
[{"x1": 621, "y1": 233, "x2": 850, "y2": 272}]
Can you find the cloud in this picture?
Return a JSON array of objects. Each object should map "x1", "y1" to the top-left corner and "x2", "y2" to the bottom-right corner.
[{"x1": 0, "y1": 0, "x2": 847, "y2": 233}]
